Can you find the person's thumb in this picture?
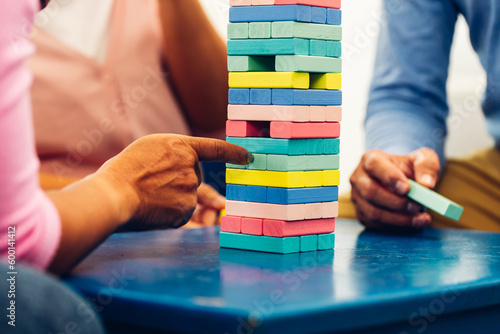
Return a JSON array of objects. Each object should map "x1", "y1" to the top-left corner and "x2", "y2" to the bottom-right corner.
[
  {"x1": 197, "y1": 183, "x2": 225, "y2": 210},
  {"x1": 409, "y1": 148, "x2": 440, "y2": 189}
]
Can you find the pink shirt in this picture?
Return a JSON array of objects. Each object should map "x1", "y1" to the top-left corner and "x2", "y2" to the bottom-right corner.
[{"x1": 0, "y1": 0, "x2": 61, "y2": 269}]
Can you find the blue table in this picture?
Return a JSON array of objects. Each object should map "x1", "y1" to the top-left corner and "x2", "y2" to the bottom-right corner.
[{"x1": 65, "y1": 219, "x2": 500, "y2": 334}]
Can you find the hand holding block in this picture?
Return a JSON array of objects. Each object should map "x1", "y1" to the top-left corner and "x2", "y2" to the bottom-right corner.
[{"x1": 407, "y1": 180, "x2": 464, "y2": 221}]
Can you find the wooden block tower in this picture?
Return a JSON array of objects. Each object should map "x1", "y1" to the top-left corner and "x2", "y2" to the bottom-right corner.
[{"x1": 220, "y1": 0, "x2": 342, "y2": 254}]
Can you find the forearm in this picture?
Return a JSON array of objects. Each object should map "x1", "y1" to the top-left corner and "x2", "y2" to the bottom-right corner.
[
  {"x1": 365, "y1": 100, "x2": 447, "y2": 170},
  {"x1": 46, "y1": 174, "x2": 137, "y2": 275},
  {"x1": 158, "y1": 0, "x2": 227, "y2": 133}
]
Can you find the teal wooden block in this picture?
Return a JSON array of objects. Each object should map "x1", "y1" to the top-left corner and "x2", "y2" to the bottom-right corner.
[
  {"x1": 272, "y1": 21, "x2": 342, "y2": 41},
  {"x1": 326, "y1": 41, "x2": 342, "y2": 57},
  {"x1": 228, "y1": 23, "x2": 249, "y2": 39},
  {"x1": 318, "y1": 233, "x2": 335, "y2": 250},
  {"x1": 300, "y1": 235, "x2": 318, "y2": 252},
  {"x1": 306, "y1": 139, "x2": 324, "y2": 154},
  {"x1": 227, "y1": 153, "x2": 267, "y2": 170},
  {"x1": 275, "y1": 55, "x2": 342, "y2": 73},
  {"x1": 228, "y1": 56, "x2": 275, "y2": 72},
  {"x1": 226, "y1": 137, "x2": 307, "y2": 155},
  {"x1": 310, "y1": 39, "x2": 327, "y2": 57},
  {"x1": 407, "y1": 180, "x2": 464, "y2": 221},
  {"x1": 249, "y1": 22, "x2": 271, "y2": 39},
  {"x1": 227, "y1": 38, "x2": 310, "y2": 56},
  {"x1": 266, "y1": 154, "x2": 340, "y2": 171},
  {"x1": 323, "y1": 138, "x2": 340, "y2": 154},
  {"x1": 219, "y1": 232, "x2": 300, "y2": 254}
]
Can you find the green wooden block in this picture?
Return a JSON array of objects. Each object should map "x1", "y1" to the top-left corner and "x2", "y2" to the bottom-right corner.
[
  {"x1": 228, "y1": 23, "x2": 249, "y2": 39},
  {"x1": 326, "y1": 41, "x2": 342, "y2": 57},
  {"x1": 310, "y1": 39, "x2": 327, "y2": 57},
  {"x1": 407, "y1": 180, "x2": 464, "y2": 221},
  {"x1": 323, "y1": 138, "x2": 340, "y2": 154},
  {"x1": 300, "y1": 235, "x2": 318, "y2": 252},
  {"x1": 249, "y1": 22, "x2": 271, "y2": 39},
  {"x1": 318, "y1": 233, "x2": 335, "y2": 250},
  {"x1": 228, "y1": 56, "x2": 276, "y2": 72},
  {"x1": 266, "y1": 154, "x2": 340, "y2": 171},
  {"x1": 226, "y1": 137, "x2": 308, "y2": 155},
  {"x1": 306, "y1": 139, "x2": 324, "y2": 155},
  {"x1": 227, "y1": 153, "x2": 267, "y2": 170},
  {"x1": 227, "y1": 38, "x2": 310, "y2": 56},
  {"x1": 275, "y1": 55, "x2": 342, "y2": 73},
  {"x1": 220, "y1": 232, "x2": 300, "y2": 254},
  {"x1": 272, "y1": 21, "x2": 342, "y2": 41}
]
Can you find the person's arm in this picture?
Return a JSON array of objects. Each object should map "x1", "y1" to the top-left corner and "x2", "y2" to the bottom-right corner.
[
  {"x1": 157, "y1": 0, "x2": 227, "y2": 136},
  {"x1": 350, "y1": 0, "x2": 459, "y2": 229}
]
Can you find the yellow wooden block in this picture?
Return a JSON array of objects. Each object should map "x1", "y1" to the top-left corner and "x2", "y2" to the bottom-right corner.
[
  {"x1": 310, "y1": 73, "x2": 342, "y2": 90},
  {"x1": 305, "y1": 171, "x2": 323, "y2": 187},
  {"x1": 226, "y1": 169, "x2": 315, "y2": 188},
  {"x1": 322, "y1": 170, "x2": 340, "y2": 186},
  {"x1": 228, "y1": 72, "x2": 309, "y2": 89}
]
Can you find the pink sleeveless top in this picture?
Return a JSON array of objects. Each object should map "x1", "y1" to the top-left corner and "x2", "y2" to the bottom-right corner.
[{"x1": 28, "y1": 0, "x2": 191, "y2": 179}]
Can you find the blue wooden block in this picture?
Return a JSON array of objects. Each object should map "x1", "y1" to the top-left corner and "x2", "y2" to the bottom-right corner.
[
  {"x1": 318, "y1": 233, "x2": 335, "y2": 250},
  {"x1": 310, "y1": 39, "x2": 327, "y2": 57},
  {"x1": 250, "y1": 89, "x2": 272, "y2": 104},
  {"x1": 326, "y1": 41, "x2": 342, "y2": 58},
  {"x1": 219, "y1": 232, "x2": 300, "y2": 254},
  {"x1": 326, "y1": 9, "x2": 342, "y2": 25},
  {"x1": 226, "y1": 184, "x2": 247, "y2": 202},
  {"x1": 246, "y1": 185, "x2": 268, "y2": 203},
  {"x1": 311, "y1": 7, "x2": 327, "y2": 24},
  {"x1": 272, "y1": 89, "x2": 342, "y2": 106},
  {"x1": 323, "y1": 138, "x2": 340, "y2": 154},
  {"x1": 301, "y1": 235, "x2": 318, "y2": 252},
  {"x1": 267, "y1": 186, "x2": 339, "y2": 204},
  {"x1": 306, "y1": 139, "x2": 324, "y2": 155},
  {"x1": 226, "y1": 137, "x2": 307, "y2": 155},
  {"x1": 228, "y1": 89, "x2": 250, "y2": 104},
  {"x1": 227, "y1": 38, "x2": 310, "y2": 56},
  {"x1": 229, "y1": 5, "x2": 312, "y2": 23}
]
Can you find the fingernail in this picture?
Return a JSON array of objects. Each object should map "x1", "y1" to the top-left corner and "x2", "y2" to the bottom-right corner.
[
  {"x1": 394, "y1": 180, "x2": 409, "y2": 195},
  {"x1": 406, "y1": 202, "x2": 421, "y2": 213},
  {"x1": 412, "y1": 215, "x2": 430, "y2": 229},
  {"x1": 247, "y1": 153, "x2": 255, "y2": 164},
  {"x1": 421, "y1": 174, "x2": 435, "y2": 188}
]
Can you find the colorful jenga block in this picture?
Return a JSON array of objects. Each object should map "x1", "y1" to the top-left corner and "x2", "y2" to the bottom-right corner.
[{"x1": 221, "y1": 0, "x2": 342, "y2": 254}]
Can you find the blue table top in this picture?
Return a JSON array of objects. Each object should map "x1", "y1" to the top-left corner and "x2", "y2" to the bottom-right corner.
[{"x1": 66, "y1": 220, "x2": 500, "y2": 334}]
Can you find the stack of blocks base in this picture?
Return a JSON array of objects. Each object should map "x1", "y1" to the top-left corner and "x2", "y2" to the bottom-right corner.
[{"x1": 221, "y1": 0, "x2": 342, "y2": 254}]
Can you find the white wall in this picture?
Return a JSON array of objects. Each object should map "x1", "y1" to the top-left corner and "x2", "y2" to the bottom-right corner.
[{"x1": 201, "y1": 0, "x2": 494, "y2": 193}]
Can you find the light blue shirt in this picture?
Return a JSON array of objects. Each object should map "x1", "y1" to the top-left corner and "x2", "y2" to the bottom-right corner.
[{"x1": 366, "y1": 0, "x2": 500, "y2": 167}]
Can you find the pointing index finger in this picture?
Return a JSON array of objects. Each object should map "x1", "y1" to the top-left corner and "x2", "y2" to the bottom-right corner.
[{"x1": 186, "y1": 137, "x2": 253, "y2": 165}]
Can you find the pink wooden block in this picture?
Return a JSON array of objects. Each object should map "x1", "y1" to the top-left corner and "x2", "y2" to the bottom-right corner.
[
  {"x1": 226, "y1": 120, "x2": 270, "y2": 137},
  {"x1": 241, "y1": 217, "x2": 264, "y2": 235},
  {"x1": 275, "y1": 0, "x2": 341, "y2": 9},
  {"x1": 325, "y1": 106, "x2": 342, "y2": 122},
  {"x1": 229, "y1": 0, "x2": 252, "y2": 6},
  {"x1": 263, "y1": 218, "x2": 335, "y2": 237},
  {"x1": 270, "y1": 122, "x2": 341, "y2": 139},
  {"x1": 309, "y1": 106, "x2": 326, "y2": 122},
  {"x1": 305, "y1": 202, "x2": 323, "y2": 219},
  {"x1": 221, "y1": 216, "x2": 242, "y2": 233},
  {"x1": 321, "y1": 201, "x2": 339, "y2": 218},
  {"x1": 225, "y1": 200, "x2": 305, "y2": 221},
  {"x1": 227, "y1": 105, "x2": 310, "y2": 122},
  {"x1": 252, "y1": 0, "x2": 275, "y2": 4}
]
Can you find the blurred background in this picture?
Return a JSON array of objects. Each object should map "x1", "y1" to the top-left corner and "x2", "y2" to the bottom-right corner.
[{"x1": 201, "y1": 0, "x2": 494, "y2": 194}]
